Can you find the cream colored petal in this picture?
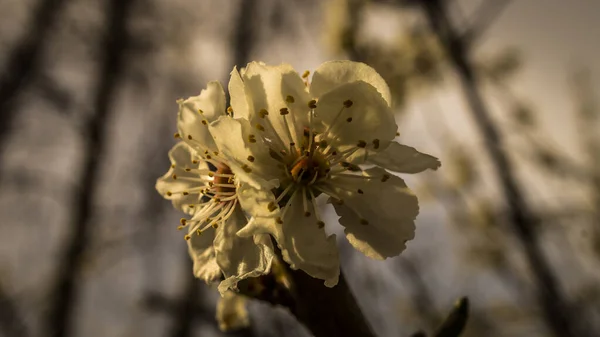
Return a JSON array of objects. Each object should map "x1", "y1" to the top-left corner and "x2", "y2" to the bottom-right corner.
[
  {"x1": 209, "y1": 116, "x2": 283, "y2": 189},
  {"x1": 325, "y1": 167, "x2": 418, "y2": 260},
  {"x1": 177, "y1": 81, "x2": 226, "y2": 153},
  {"x1": 242, "y1": 62, "x2": 311, "y2": 146},
  {"x1": 280, "y1": 190, "x2": 340, "y2": 287},
  {"x1": 235, "y1": 183, "x2": 284, "y2": 241},
  {"x1": 216, "y1": 291, "x2": 250, "y2": 332},
  {"x1": 229, "y1": 67, "x2": 251, "y2": 120},
  {"x1": 214, "y1": 206, "x2": 274, "y2": 294},
  {"x1": 367, "y1": 142, "x2": 441, "y2": 173},
  {"x1": 314, "y1": 81, "x2": 397, "y2": 151},
  {"x1": 155, "y1": 142, "x2": 208, "y2": 214},
  {"x1": 310, "y1": 60, "x2": 392, "y2": 106},
  {"x1": 187, "y1": 226, "x2": 221, "y2": 284}
]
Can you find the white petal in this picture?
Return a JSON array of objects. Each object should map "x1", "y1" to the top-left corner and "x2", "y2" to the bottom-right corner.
[
  {"x1": 216, "y1": 291, "x2": 250, "y2": 332},
  {"x1": 242, "y1": 62, "x2": 311, "y2": 146},
  {"x1": 209, "y1": 116, "x2": 283, "y2": 189},
  {"x1": 229, "y1": 67, "x2": 251, "y2": 120},
  {"x1": 279, "y1": 191, "x2": 340, "y2": 287},
  {"x1": 310, "y1": 60, "x2": 392, "y2": 106},
  {"x1": 236, "y1": 184, "x2": 340, "y2": 287},
  {"x1": 177, "y1": 81, "x2": 226, "y2": 152},
  {"x1": 214, "y1": 206, "x2": 274, "y2": 294},
  {"x1": 315, "y1": 81, "x2": 397, "y2": 151},
  {"x1": 367, "y1": 142, "x2": 441, "y2": 173},
  {"x1": 187, "y1": 226, "x2": 221, "y2": 284},
  {"x1": 325, "y1": 167, "x2": 418, "y2": 260},
  {"x1": 155, "y1": 142, "x2": 208, "y2": 214}
]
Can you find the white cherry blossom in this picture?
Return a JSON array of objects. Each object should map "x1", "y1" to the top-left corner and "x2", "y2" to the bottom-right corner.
[
  {"x1": 210, "y1": 60, "x2": 440, "y2": 287},
  {"x1": 155, "y1": 81, "x2": 274, "y2": 293}
]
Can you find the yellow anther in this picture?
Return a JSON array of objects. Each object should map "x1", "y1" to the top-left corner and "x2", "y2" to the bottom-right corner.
[
  {"x1": 357, "y1": 140, "x2": 367, "y2": 148},
  {"x1": 280, "y1": 108, "x2": 289, "y2": 115},
  {"x1": 214, "y1": 198, "x2": 221, "y2": 203},
  {"x1": 247, "y1": 155, "x2": 255, "y2": 162},
  {"x1": 174, "y1": 132, "x2": 181, "y2": 139},
  {"x1": 255, "y1": 123, "x2": 265, "y2": 131},
  {"x1": 177, "y1": 226, "x2": 184, "y2": 230},
  {"x1": 227, "y1": 106, "x2": 233, "y2": 113},
  {"x1": 196, "y1": 229, "x2": 202, "y2": 235},
  {"x1": 185, "y1": 168, "x2": 191, "y2": 172},
  {"x1": 242, "y1": 164, "x2": 252, "y2": 173},
  {"x1": 182, "y1": 191, "x2": 189, "y2": 196},
  {"x1": 248, "y1": 134, "x2": 257, "y2": 143},
  {"x1": 201, "y1": 120, "x2": 208, "y2": 125},
  {"x1": 187, "y1": 135, "x2": 193, "y2": 140},
  {"x1": 184, "y1": 234, "x2": 191, "y2": 241},
  {"x1": 308, "y1": 100, "x2": 317, "y2": 109},
  {"x1": 267, "y1": 202, "x2": 277, "y2": 212},
  {"x1": 317, "y1": 221, "x2": 325, "y2": 228},
  {"x1": 259, "y1": 109, "x2": 269, "y2": 118},
  {"x1": 180, "y1": 218, "x2": 187, "y2": 225},
  {"x1": 395, "y1": 131, "x2": 400, "y2": 137},
  {"x1": 343, "y1": 99, "x2": 353, "y2": 108},
  {"x1": 166, "y1": 191, "x2": 172, "y2": 196},
  {"x1": 302, "y1": 70, "x2": 310, "y2": 78},
  {"x1": 206, "y1": 155, "x2": 212, "y2": 160},
  {"x1": 172, "y1": 174, "x2": 177, "y2": 179},
  {"x1": 208, "y1": 172, "x2": 214, "y2": 177},
  {"x1": 170, "y1": 164, "x2": 176, "y2": 169},
  {"x1": 192, "y1": 160, "x2": 198, "y2": 164},
  {"x1": 212, "y1": 223, "x2": 219, "y2": 229},
  {"x1": 286, "y1": 95, "x2": 295, "y2": 103},
  {"x1": 188, "y1": 205, "x2": 195, "y2": 208}
]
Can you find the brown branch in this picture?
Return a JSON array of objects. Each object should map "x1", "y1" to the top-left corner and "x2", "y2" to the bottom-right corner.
[
  {"x1": 0, "y1": 281, "x2": 29, "y2": 337},
  {"x1": 43, "y1": 0, "x2": 135, "y2": 336},
  {"x1": 419, "y1": 1, "x2": 588, "y2": 336}
]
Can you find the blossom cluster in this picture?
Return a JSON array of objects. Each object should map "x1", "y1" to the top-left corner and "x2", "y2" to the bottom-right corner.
[{"x1": 156, "y1": 61, "x2": 440, "y2": 294}]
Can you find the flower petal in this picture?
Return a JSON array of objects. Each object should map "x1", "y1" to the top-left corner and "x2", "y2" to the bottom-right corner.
[
  {"x1": 187, "y1": 226, "x2": 221, "y2": 284},
  {"x1": 214, "y1": 206, "x2": 274, "y2": 294},
  {"x1": 367, "y1": 142, "x2": 441, "y2": 173},
  {"x1": 242, "y1": 62, "x2": 311, "y2": 146},
  {"x1": 314, "y1": 81, "x2": 397, "y2": 151},
  {"x1": 216, "y1": 291, "x2": 250, "y2": 332},
  {"x1": 229, "y1": 67, "x2": 251, "y2": 120},
  {"x1": 310, "y1": 60, "x2": 392, "y2": 106},
  {"x1": 209, "y1": 116, "x2": 283, "y2": 189},
  {"x1": 177, "y1": 81, "x2": 226, "y2": 153},
  {"x1": 279, "y1": 191, "x2": 340, "y2": 287},
  {"x1": 155, "y1": 142, "x2": 208, "y2": 214},
  {"x1": 235, "y1": 184, "x2": 340, "y2": 287},
  {"x1": 325, "y1": 167, "x2": 418, "y2": 260}
]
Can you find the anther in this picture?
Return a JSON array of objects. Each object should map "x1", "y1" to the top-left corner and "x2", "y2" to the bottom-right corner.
[
  {"x1": 242, "y1": 164, "x2": 252, "y2": 173},
  {"x1": 395, "y1": 131, "x2": 400, "y2": 137},
  {"x1": 308, "y1": 100, "x2": 317, "y2": 109},
  {"x1": 185, "y1": 168, "x2": 191, "y2": 172},
  {"x1": 180, "y1": 218, "x2": 187, "y2": 225},
  {"x1": 201, "y1": 120, "x2": 208, "y2": 125},
  {"x1": 304, "y1": 211, "x2": 311, "y2": 217},
  {"x1": 170, "y1": 164, "x2": 176, "y2": 169},
  {"x1": 256, "y1": 123, "x2": 265, "y2": 131},
  {"x1": 172, "y1": 174, "x2": 177, "y2": 179},
  {"x1": 280, "y1": 108, "x2": 289, "y2": 115},
  {"x1": 259, "y1": 109, "x2": 269, "y2": 118},
  {"x1": 166, "y1": 191, "x2": 172, "y2": 196},
  {"x1": 343, "y1": 99, "x2": 353, "y2": 108},
  {"x1": 360, "y1": 219, "x2": 369, "y2": 225},
  {"x1": 174, "y1": 132, "x2": 180, "y2": 139},
  {"x1": 372, "y1": 139, "x2": 380, "y2": 149},
  {"x1": 206, "y1": 155, "x2": 212, "y2": 159},
  {"x1": 208, "y1": 172, "x2": 214, "y2": 177},
  {"x1": 182, "y1": 191, "x2": 189, "y2": 196},
  {"x1": 227, "y1": 106, "x2": 233, "y2": 114},
  {"x1": 177, "y1": 226, "x2": 184, "y2": 231},
  {"x1": 192, "y1": 160, "x2": 198, "y2": 164},
  {"x1": 381, "y1": 174, "x2": 390, "y2": 182},
  {"x1": 319, "y1": 140, "x2": 328, "y2": 148},
  {"x1": 331, "y1": 151, "x2": 337, "y2": 156},
  {"x1": 276, "y1": 217, "x2": 283, "y2": 224},
  {"x1": 198, "y1": 109, "x2": 204, "y2": 114},
  {"x1": 346, "y1": 117, "x2": 353, "y2": 122},
  {"x1": 286, "y1": 95, "x2": 295, "y2": 103},
  {"x1": 187, "y1": 135, "x2": 193, "y2": 140},
  {"x1": 267, "y1": 202, "x2": 277, "y2": 212},
  {"x1": 247, "y1": 155, "x2": 255, "y2": 162},
  {"x1": 248, "y1": 134, "x2": 257, "y2": 143},
  {"x1": 212, "y1": 223, "x2": 219, "y2": 229},
  {"x1": 357, "y1": 189, "x2": 364, "y2": 194},
  {"x1": 357, "y1": 140, "x2": 367, "y2": 148},
  {"x1": 290, "y1": 142, "x2": 295, "y2": 147},
  {"x1": 317, "y1": 221, "x2": 325, "y2": 228},
  {"x1": 184, "y1": 234, "x2": 191, "y2": 241},
  {"x1": 302, "y1": 70, "x2": 310, "y2": 78}
]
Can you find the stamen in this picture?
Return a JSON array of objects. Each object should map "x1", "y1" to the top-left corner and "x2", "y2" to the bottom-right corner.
[
  {"x1": 302, "y1": 187, "x2": 311, "y2": 217},
  {"x1": 275, "y1": 183, "x2": 296, "y2": 204},
  {"x1": 308, "y1": 188, "x2": 325, "y2": 228}
]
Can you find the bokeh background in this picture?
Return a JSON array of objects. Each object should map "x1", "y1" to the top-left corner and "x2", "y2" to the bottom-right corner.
[{"x1": 0, "y1": 0, "x2": 599, "y2": 336}]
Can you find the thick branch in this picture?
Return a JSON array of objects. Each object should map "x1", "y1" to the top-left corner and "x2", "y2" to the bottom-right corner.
[
  {"x1": 43, "y1": 1, "x2": 134, "y2": 336},
  {"x1": 419, "y1": 1, "x2": 586, "y2": 336}
]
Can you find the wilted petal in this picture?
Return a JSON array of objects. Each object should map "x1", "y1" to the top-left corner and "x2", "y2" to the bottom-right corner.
[
  {"x1": 311, "y1": 60, "x2": 392, "y2": 106},
  {"x1": 214, "y1": 207, "x2": 274, "y2": 294},
  {"x1": 326, "y1": 167, "x2": 418, "y2": 260},
  {"x1": 155, "y1": 142, "x2": 208, "y2": 214},
  {"x1": 216, "y1": 291, "x2": 250, "y2": 332},
  {"x1": 367, "y1": 142, "x2": 441, "y2": 173},
  {"x1": 187, "y1": 227, "x2": 221, "y2": 283},
  {"x1": 177, "y1": 81, "x2": 226, "y2": 152}
]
